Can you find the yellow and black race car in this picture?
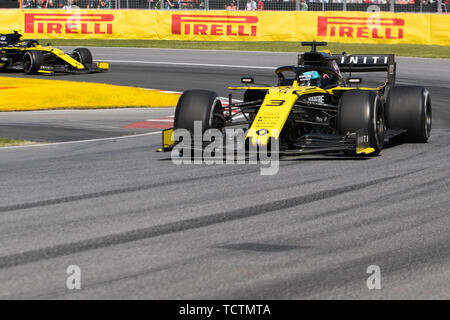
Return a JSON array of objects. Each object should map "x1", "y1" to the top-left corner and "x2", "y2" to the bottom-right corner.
[
  {"x1": 160, "y1": 41, "x2": 431, "y2": 157},
  {"x1": 0, "y1": 31, "x2": 109, "y2": 75}
]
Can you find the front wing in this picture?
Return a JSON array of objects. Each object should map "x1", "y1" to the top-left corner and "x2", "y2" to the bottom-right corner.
[
  {"x1": 157, "y1": 128, "x2": 375, "y2": 156},
  {"x1": 37, "y1": 61, "x2": 109, "y2": 74}
]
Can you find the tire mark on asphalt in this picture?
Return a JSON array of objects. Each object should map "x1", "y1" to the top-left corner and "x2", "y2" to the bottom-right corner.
[
  {"x1": 0, "y1": 166, "x2": 265, "y2": 214},
  {"x1": 0, "y1": 158, "x2": 336, "y2": 214},
  {"x1": 302, "y1": 198, "x2": 450, "y2": 257},
  {"x1": 222, "y1": 236, "x2": 450, "y2": 300},
  {"x1": 134, "y1": 175, "x2": 337, "y2": 214},
  {"x1": 306, "y1": 174, "x2": 448, "y2": 222},
  {"x1": 0, "y1": 175, "x2": 337, "y2": 237},
  {"x1": 0, "y1": 173, "x2": 407, "y2": 269},
  {"x1": 19, "y1": 251, "x2": 224, "y2": 300}
]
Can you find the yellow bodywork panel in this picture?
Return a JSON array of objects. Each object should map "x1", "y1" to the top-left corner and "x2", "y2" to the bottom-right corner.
[
  {"x1": 157, "y1": 128, "x2": 175, "y2": 152},
  {"x1": 229, "y1": 84, "x2": 386, "y2": 95},
  {"x1": 357, "y1": 147, "x2": 375, "y2": 155},
  {"x1": 2, "y1": 45, "x2": 85, "y2": 69},
  {"x1": 246, "y1": 87, "x2": 299, "y2": 146},
  {"x1": 30, "y1": 46, "x2": 85, "y2": 69},
  {"x1": 231, "y1": 81, "x2": 386, "y2": 147},
  {"x1": 96, "y1": 62, "x2": 109, "y2": 70},
  {"x1": 163, "y1": 128, "x2": 175, "y2": 149},
  {"x1": 245, "y1": 83, "x2": 336, "y2": 146}
]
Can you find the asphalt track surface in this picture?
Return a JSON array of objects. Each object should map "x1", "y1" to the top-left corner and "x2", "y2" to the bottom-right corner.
[{"x1": 0, "y1": 48, "x2": 449, "y2": 299}]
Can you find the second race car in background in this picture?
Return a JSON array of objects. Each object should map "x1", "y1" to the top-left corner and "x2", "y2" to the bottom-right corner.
[{"x1": 0, "y1": 31, "x2": 109, "y2": 75}]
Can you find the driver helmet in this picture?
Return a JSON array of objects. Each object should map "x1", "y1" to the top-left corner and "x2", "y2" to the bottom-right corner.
[{"x1": 298, "y1": 71, "x2": 321, "y2": 87}]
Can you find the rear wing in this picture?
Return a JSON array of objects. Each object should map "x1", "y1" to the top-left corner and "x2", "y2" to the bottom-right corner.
[{"x1": 332, "y1": 54, "x2": 396, "y2": 85}]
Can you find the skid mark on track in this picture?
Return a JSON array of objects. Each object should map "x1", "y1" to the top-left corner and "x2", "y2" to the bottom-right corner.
[
  {"x1": 0, "y1": 174, "x2": 406, "y2": 269},
  {"x1": 225, "y1": 237, "x2": 450, "y2": 300},
  {"x1": 217, "y1": 243, "x2": 304, "y2": 253},
  {"x1": 0, "y1": 165, "x2": 271, "y2": 214},
  {"x1": 0, "y1": 156, "x2": 337, "y2": 214}
]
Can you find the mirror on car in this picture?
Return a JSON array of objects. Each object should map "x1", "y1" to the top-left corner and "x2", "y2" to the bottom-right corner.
[
  {"x1": 241, "y1": 77, "x2": 254, "y2": 84},
  {"x1": 346, "y1": 77, "x2": 362, "y2": 84}
]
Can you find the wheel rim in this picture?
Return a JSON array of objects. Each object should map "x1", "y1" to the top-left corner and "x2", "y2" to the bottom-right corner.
[
  {"x1": 73, "y1": 51, "x2": 82, "y2": 63},
  {"x1": 374, "y1": 100, "x2": 385, "y2": 148},
  {"x1": 214, "y1": 114, "x2": 225, "y2": 131},
  {"x1": 210, "y1": 98, "x2": 224, "y2": 130},
  {"x1": 23, "y1": 53, "x2": 32, "y2": 72},
  {"x1": 376, "y1": 112, "x2": 385, "y2": 143},
  {"x1": 425, "y1": 101, "x2": 432, "y2": 138}
]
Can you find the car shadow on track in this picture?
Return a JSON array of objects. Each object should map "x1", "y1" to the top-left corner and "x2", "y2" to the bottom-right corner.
[
  {"x1": 383, "y1": 139, "x2": 404, "y2": 150},
  {"x1": 155, "y1": 138, "x2": 408, "y2": 163},
  {"x1": 278, "y1": 156, "x2": 371, "y2": 162},
  {"x1": 156, "y1": 154, "x2": 373, "y2": 162}
]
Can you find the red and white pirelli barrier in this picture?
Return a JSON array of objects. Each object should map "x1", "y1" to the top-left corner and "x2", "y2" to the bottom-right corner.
[{"x1": 0, "y1": 9, "x2": 449, "y2": 46}]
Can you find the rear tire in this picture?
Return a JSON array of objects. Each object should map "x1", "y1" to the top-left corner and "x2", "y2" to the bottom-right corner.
[
  {"x1": 22, "y1": 51, "x2": 43, "y2": 75},
  {"x1": 338, "y1": 90, "x2": 385, "y2": 156},
  {"x1": 174, "y1": 90, "x2": 223, "y2": 134},
  {"x1": 72, "y1": 48, "x2": 93, "y2": 66},
  {"x1": 385, "y1": 86, "x2": 431, "y2": 143}
]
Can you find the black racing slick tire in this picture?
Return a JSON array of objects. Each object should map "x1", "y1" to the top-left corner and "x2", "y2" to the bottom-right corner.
[
  {"x1": 174, "y1": 90, "x2": 223, "y2": 134},
  {"x1": 338, "y1": 90, "x2": 385, "y2": 156},
  {"x1": 385, "y1": 86, "x2": 431, "y2": 143},
  {"x1": 22, "y1": 51, "x2": 43, "y2": 75},
  {"x1": 72, "y1": 48, "x2": 93, "y2": 66}
]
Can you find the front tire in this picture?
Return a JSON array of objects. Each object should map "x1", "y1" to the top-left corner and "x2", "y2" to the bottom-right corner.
[
  {"x1": 174, "y1": 89, "x2": 223, "y2": 134},
  {"x1": 385, "y1": 86, "x2": 431, "y2": 143},
  {"x1": 338, "y1": 90, "x2": 385, "y2": 155},
  {"x1": 72, "y1": 48, "x2": 93, "y2": 67},
  {"x1": 22, "y1": 51, "x2": 43, "y2": 75}
]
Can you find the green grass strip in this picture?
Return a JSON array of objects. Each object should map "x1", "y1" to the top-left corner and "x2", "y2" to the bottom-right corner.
[{"x1": 0, "y1": 138, "x2": 32, "y2": 147}]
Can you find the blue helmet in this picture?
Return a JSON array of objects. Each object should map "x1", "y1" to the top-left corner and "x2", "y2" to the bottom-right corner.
[{"x1": 299, "y1": 71, "x2": 321, "y2": 87}]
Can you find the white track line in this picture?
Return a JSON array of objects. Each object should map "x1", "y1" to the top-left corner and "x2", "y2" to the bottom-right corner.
[
  {"x1": 104, "y1": 60, "x2": 276, "y2": 70},
  {"x1": 144, "y1": 119, "x2": 173, "y2": 122},
  {"x1": 0, "y1": 131, "x2": 160, "y2": 150}
]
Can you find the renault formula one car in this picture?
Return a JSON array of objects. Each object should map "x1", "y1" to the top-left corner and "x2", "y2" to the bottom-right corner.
[
  {"x1": 159, "y1": 41, "x2": 431, "y2": 157},
  {"x1": 0, "y1": 31, "x2": 109, "y2": 75}
]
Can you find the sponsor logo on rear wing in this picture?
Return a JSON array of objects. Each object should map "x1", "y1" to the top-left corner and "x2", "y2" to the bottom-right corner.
[
  {"x1": 332, "y1": 54, "x2": 394, "y2": 70},
  {"x1": 332, "y1": 54, "x2": 396, "y2": 84},
  {"x1": 335, "y1": 54, "x2": 391, "y2": 65}
]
